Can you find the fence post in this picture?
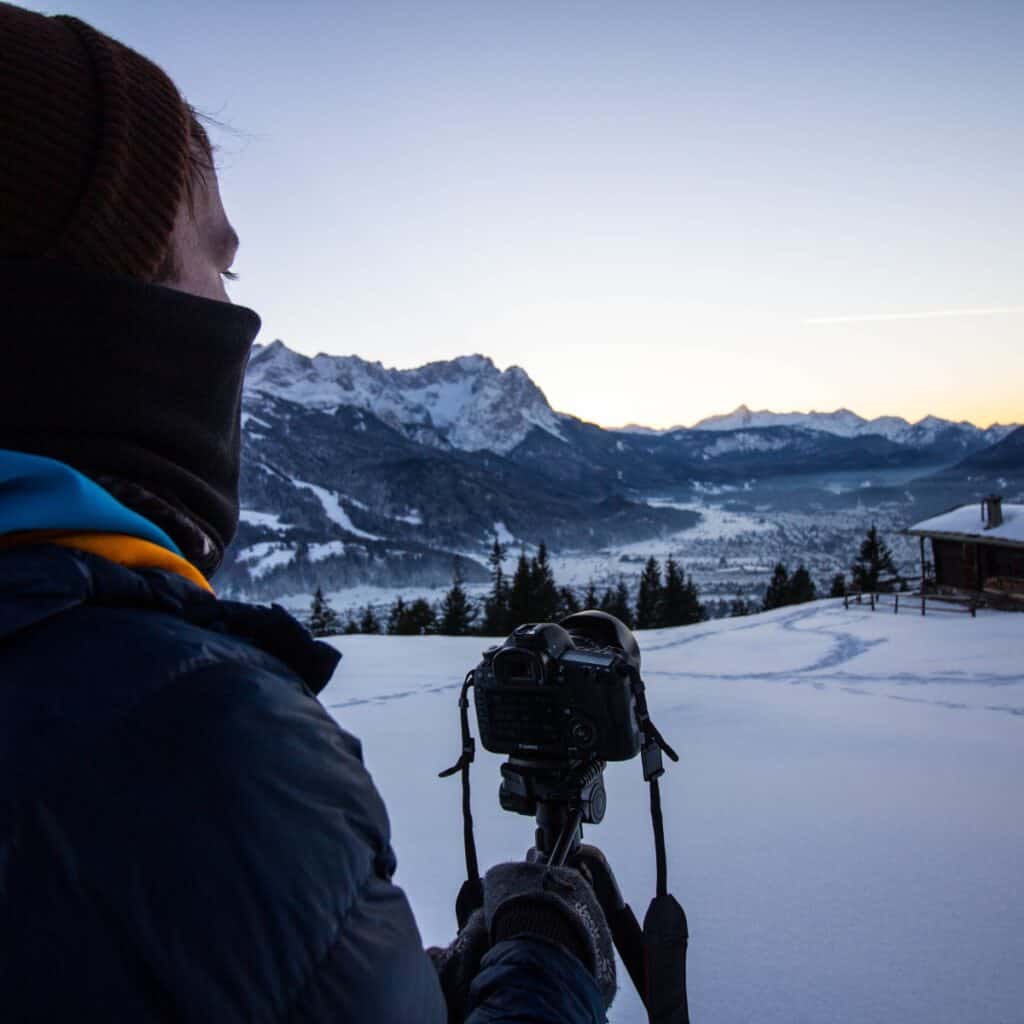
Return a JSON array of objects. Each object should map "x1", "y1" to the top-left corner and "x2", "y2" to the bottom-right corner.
[
  {"x1": 894, "y1": 593, "x2": 899, "y2": 615},
  {"x1": 870, "y1": 592, "x2": 876, "y2": 611}
]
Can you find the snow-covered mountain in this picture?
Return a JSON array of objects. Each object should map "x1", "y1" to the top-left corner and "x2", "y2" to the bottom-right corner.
[
  {"x1": 226, "y1": 342, "x2": 1023, "y2": 599},
  {"x1": 245, "y1": 341, "x2": 564, "y2": 455},
  {"x1": 692, "y1": 403, "x2": 1015, "y2": 449}
]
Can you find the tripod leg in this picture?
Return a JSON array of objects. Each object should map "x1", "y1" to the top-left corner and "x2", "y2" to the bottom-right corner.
[{"x1": 573, "y1": 846, "x2": 649, "y2": 1010}]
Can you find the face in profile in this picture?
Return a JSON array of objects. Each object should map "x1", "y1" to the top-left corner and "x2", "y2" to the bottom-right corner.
[{"x1": 160, "y1": 138, "x2": 239, "y2": 304}]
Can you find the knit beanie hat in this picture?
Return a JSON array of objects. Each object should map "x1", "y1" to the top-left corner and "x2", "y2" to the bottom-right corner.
[{"x1": 0, "y1": 2, "x2": 190, "y2": 279}]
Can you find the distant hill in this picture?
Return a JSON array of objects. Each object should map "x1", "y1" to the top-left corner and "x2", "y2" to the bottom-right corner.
[
  {"x1": 690, "y1": 403, "x2": 1015, "y2": 459},
  {"x1": 952, "y1": 425, "x2": 1024, "y2": 472}
]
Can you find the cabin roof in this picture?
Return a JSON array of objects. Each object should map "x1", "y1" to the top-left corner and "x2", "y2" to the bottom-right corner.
[{"x1": 905, "y1": 503, "x2": 1024, "y2": 549}]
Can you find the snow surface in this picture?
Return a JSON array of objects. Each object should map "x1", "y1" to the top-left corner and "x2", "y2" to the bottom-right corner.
[
  {"x1": 238, "y1": 509, "x2": 291, "y2": 531},
  {"x1": 492, "y1": 521, "x2": 516, "y2": 546},
  {"x1": 235, "y1": 542, "x2": 296, "y2": 579},
  {"x1": 309, "y1": 540, "x2": 347, "y2": 562},
  {"x1": 292, "y1": 480, "x2": 381, "y2": 540},
  {"x1": 907, "y1": 502, "x2": 1024, "y2": 546},
  {"x1": 318, "y1": 601, "x2": 1024, "y2": 1023}
]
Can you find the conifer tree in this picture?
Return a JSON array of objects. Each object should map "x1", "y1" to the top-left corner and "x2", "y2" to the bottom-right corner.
[
  {"x1": 583, "y1": 579, "x2": 599, "y2": 610},
  {"x1": 308, "y1": 585, "x2": 341, "y2": 637},
  {"x1": 558, "y1": 586, "x2": 580, "y2": 618},
  {"x1": 343, "y1": 616, "x2": 360, "y2": 635},
  {"x1": 659, "y1": 557, "x2": 706, "y2": 626},
  {"x1": 729, "y1": 596, "x2": 754, "y2": 617},
  {"x1": 829, "y1": 573, "x2": 847, "y2": 598},
  {"x1": 762, "y1": 563, "x2": 791, "y2": 611},
  {"x1": 530, "y1": 542, "x2": 560, "y2": 622},
  {"x1": 851, "y1": 524, "x2": 897, "y2": 592},
  {"x1": 601, "y1": 580, "x2": 635, "y2": 628},
  {"x1": 786, "y1": 565, "x2": 817, "y2": 604},
  {"x1": 439, "y1": 566, "x2": 475, "y2": 636},
  {"x1": 635, "y1": 557, "x2": 663, "y2": 629},
  {"x1": 507, "y1": 550, "x2": 534, "y2": 629},
  {"x1": 387, "y1": 596, "x2": 436, "y2": 635},
  {"x1": 386, "y1": 596, "x2": 407, "y2": 635},
  {"x1": 358, "y1": 605, "x2": 381, "y2": 634},
  {"x1": 482, "y1": 538, "x2": 510, "y2": 636}
]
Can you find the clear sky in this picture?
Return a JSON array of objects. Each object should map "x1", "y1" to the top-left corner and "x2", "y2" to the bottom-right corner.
[{"x1": 25, "y1": 0, "x2": 1024, "y2": 428}]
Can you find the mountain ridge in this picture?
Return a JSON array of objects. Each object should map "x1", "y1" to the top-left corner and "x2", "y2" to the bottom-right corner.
[
  {"x1": 225, "y1": 341, "x2": 1022, "y2": 599},
  {"x1": 251, "y1": 342, "x2": 1017, "y2": 453}
]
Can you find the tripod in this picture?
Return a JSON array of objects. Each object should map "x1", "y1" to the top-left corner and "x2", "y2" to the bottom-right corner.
[{"x1": 441, "y1": 650, "x2": 691, "y2": 1024}]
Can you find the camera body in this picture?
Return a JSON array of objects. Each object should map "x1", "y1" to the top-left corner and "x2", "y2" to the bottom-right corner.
[{"x1": 473, "y1": 613, "x2": 642, "y2": 763}]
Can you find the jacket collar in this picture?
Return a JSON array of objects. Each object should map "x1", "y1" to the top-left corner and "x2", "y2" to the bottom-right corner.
[{"x1": 0, "y1": 544, "x2": 340, "y2": 695}]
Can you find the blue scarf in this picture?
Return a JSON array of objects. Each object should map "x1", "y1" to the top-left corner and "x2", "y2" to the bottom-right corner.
[{"x1": 0, "y1": 448, "x2": 182, "y2": 554}]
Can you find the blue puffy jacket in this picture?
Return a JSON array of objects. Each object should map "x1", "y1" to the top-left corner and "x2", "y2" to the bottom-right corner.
[{"x1": 0, "y1": 543, "x2": 604, "y2": 1022}]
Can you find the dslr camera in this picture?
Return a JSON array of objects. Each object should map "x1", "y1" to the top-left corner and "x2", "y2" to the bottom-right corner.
[
  {"x1": 474, "y1": 611, "x2": 642, "y2": 762},
  {"x1": 472, "y1": 611, "x2": 643, "y2": 822}
]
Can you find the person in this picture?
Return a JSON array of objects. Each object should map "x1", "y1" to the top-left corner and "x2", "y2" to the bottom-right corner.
[{"x1": 0, "y1": 4, "x2": 615, "y2": 1021}]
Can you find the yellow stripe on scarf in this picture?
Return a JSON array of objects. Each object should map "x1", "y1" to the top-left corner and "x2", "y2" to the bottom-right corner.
[{"x1": 0, "y1": 531, "x2": 214, "y2": 594}]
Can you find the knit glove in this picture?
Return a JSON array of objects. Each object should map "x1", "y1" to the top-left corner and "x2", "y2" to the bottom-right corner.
[
  {"x1": 483, "y1": 861, "x2": 617, "y2": 1008},
  {"x1": 427, "y1": 909, "x2": 490, "y2": 1024}
]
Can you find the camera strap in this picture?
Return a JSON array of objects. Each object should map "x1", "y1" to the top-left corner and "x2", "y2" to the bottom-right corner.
[
  {"x1": 438, "y1": 673, "x2": 483, "y2": 927},
  {"x1": 628, "y1": 668, "x2": 690, "y2": 1024}
]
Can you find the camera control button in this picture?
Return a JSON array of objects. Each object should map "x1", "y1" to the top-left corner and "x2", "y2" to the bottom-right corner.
[{"x1": 568, "y1": 716, "x2": 597, "y2": 749}]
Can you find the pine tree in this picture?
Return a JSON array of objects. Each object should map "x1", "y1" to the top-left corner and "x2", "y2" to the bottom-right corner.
[
  {"x1": 358, "y1": 605, "x2": 381, "y2": 634},
  {"x1": 635, "y1": 557, "x2": 663, "y2": 629},
  {"x1": 762, "y1": 563, "x2": 791, "y2": 611},
  {"x1": 681, "y1": 575, "x2": 707, "y2": 624},
  {"x1": 439, "y1": 571, "x2": 475, "y2": 636},
  {"x1": 829, "y1": 573, "x2": 847, "y2": 598},
  {"x1": 659, "y1": 557, "x2": 692, "y2": 626},
  {"x1": 481, "y1": 538, "x2": 510, "y2": 636},
  {"x1": 530, "y1": 542, "x2": 560, "y2": 622},
  {"x1": 387, "y1": 596, "x2": 436, "y2": 635},
  {"x1": 851, "y1": 524, "x2": 897, "y2": 592},
  {"x1": 786, "y1": 565, "x2": 817, "y2": 604},
  {"x1": 583, "y1": 579, "x2": 599, "y2": 610},
  {"x1": 386, "y1": 597, "x2": 407, "y2": 635},
  {"x1": 601, "y1": 580, "x2": 635, "y2": 628},
  {"x1": 729, "y1": 597, "x2": 754, "y2": 617},
  {"x1": 343, "y1": 615, "x2": 360, "y2": 635},
  {"x1": 308, "y1": 585, "x2": 341, "y2": 637},
  {"x1": 558, "y1": 586, "x2": 580, "y2": 618},
  {"x1": 507, "y1": 550, "x2": 534, "y2": 629}
]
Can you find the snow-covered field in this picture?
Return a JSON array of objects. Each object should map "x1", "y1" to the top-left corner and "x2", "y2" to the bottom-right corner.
[{"x1": 318, "y1": 599, "x2": 1023, "y2": 1023}]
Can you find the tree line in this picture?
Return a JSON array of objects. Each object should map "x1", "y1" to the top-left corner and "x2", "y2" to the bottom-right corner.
[
  {"x1": 308, "y1": 540, "x2": 707, "y2": 638},
  {"x1": 308, "y1": 524, "x2": 902, "y2": 636}
]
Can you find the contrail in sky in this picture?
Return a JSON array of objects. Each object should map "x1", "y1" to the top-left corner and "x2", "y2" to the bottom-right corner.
[{"x1": 804, "y1": 306, "x2": 1024, "y2": 324}]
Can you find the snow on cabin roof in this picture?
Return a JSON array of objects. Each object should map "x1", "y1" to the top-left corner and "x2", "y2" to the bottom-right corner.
[{"x1": 905, "y1": 502, "x2": 1024, "y2": 548}]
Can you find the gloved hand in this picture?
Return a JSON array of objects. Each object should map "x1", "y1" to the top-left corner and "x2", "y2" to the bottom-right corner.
[
  {"x1": 427, "y1": 908, "x2": 490, "y2": 1024},
  {"x1": 483, "y1": 861, "x2": 616, "y2": 1008}
]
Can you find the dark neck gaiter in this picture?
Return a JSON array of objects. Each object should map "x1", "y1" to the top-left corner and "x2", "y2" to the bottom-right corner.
[{"x1": 0, "y1": 260, "x2": 261, "y2": 576}]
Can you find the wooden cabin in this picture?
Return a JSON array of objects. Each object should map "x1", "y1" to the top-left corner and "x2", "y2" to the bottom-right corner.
[{"x1": 905, "y1": 496, "x2": 1024, "y2": 599}]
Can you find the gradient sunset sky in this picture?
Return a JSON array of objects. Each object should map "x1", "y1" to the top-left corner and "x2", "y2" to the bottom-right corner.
[{"x1": 26, "y1": 1, "x2": 1024, "y2": 429}]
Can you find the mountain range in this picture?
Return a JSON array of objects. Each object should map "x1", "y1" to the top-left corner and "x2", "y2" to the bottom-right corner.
[
  {"x1": 221, "y1": 341, "x2": 1022, "y2": 599},
  {"x1": 622, "y1": 403, "x2": 1014, "y2": 450}
]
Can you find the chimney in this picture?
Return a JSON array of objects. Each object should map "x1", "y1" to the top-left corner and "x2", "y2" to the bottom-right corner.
[{"x1": 981, "y1": 494, "x2": 1003, "y2": 529}]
